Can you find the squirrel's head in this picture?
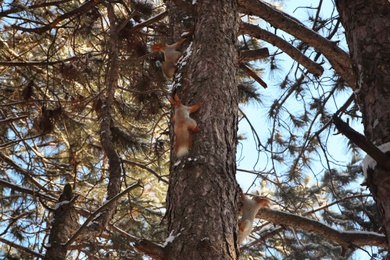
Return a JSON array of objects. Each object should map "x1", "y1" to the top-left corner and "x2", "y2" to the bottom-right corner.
[{"x1": 151, "y1": 43, "x2": 165, "y2": 52}]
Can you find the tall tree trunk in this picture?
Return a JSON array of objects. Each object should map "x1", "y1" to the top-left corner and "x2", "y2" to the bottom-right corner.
[
  {"x1": 336, "y1": 0, "x2": 390, "y2": 256},
  {"x1": 165, "y1": 0, "x2": 240, "y2": 259}
]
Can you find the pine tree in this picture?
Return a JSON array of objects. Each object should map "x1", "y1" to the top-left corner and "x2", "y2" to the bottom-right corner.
[{"x1": 1, "y1": 0, "x2": 390, "y2": 259}]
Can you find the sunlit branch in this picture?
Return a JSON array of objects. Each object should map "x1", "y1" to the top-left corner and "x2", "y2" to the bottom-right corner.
[
  {"x1": 240, "y1": 22, "x2": 324, "y2": 77},
  {"x1": 0, "y1": 179, "x2": 57, "y2": 202},
  {"x1": 258, "y1": 208, "x2": 387, "y2": 248},
  {"x1": 0, "y1": 0, "x2": 71, "y2": 17},
  {"x1": 0, "y1": 55, "x2": 102, "y2": 67},
  {"x1": 12, "y1": 0, "x2": 104, "y2": 34},
  {"x1": 109, "y1": 225, "x2": 139, "y2": 242},
  {"x1": 238, "y1": 0, "x2": 355, "y2": 89},
  {"x1": 239, "y1": 62, "x2": 268, "y2": 88},
  {"x1": 122, "y1": 159, "x2": 169, "y2": 184},
  {"x1": 237, "y1": 168, "x2": 278, "y2": 186},
  {"x1": 64, "y1": 181, "x2": 141, "y2": 247},
  {"x1": 0, "y1": 151, "x2": 50, "y2": 193},
  {"x1": 0, "y1": 237, "x2": 44, "y2": 259},
  {"x1": 0, "y1": 115, "x2": 28, "y2": 124}
]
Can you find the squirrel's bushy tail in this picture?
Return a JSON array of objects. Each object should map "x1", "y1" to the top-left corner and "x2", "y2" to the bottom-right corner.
[{"x1": 174, "y1": 125, "x2": 191, "y2": 157}]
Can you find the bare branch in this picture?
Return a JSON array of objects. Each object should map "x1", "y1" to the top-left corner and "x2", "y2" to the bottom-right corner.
[
  {"x1": 0, "y1": 115, "x2": 28, "y2": 124},
  {"x1": 258, "y1": 208, "x2": 387, "y2": 248},
  {"x1": 134, "y1": 239, "x2": 166, "y2": 260},
  {"x1": 122, "y1": 159, "x2": 169, "y2": 184},
  {"x1": 239, "y1": 62, "x2": 268, "y2": 88},
  {"x1": 332, "y1": 116, "x2": 390, "y2": 170},
  {"x1": 239, "y1": 48, "x2": 269, "y2": 62},
  {"x1": 109, "y1": 225, "x2": 140, "y2": 242},
  {"x1": 238, "y1": 0, "x2": 355, "y2": 88},
  {"x1": 0, "y1": 237, "x2": 44, "y2": 259},
  {"x1": 0, "y1": 151, "x2": 50, "y2": 193},
  {"x1": 130, "y1": 11, "x2": 168, "y2": 33},
  {"x1": 0, "y1": 179, "x2": 56, "y2": 202},
  {"x1": 240, "y1": 22, "x2": 324, "y2": 77}
]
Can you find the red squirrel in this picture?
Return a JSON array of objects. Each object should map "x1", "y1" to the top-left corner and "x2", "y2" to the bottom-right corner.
[
  {"x1": 152, "y1": 38, "x2": 187, "y2": 79},
  {"x1": 168, "y1": 94, "x2": 201, "y2": 157},
  {"x1": 238, "y1": 189, "x2": 270, "y2": 244}
]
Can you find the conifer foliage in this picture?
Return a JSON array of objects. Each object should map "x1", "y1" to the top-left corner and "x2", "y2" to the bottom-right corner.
[{"x1": 0, "y1": 0, "x2": 389, "y2": 259}]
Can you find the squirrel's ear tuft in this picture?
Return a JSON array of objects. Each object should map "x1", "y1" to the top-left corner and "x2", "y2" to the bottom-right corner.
[{"x1": 174, "y1": 94, "x2": 182, "y2": 105}]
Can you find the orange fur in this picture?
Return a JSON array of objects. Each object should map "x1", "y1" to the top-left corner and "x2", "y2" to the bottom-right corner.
[
  {"x1": 152, "y1": 38, "x2": 187, "y2": 79},
  {"x1": 238, "y1": 189, "x2": 270, "y2": 244},
  {"x1": 169, "y1": 94, "x2": 201, "y2": 157}
]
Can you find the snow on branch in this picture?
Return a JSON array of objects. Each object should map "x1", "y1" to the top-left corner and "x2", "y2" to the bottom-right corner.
[
  {"x1": 363, "y1": 143, "x2": 390, "y2": 177},
  {"x1": 332, "y1": 116, "x2": 390, "y2": 174},
  {"x1": 258, "y1": 208, "x2": 386, "y2": 248}
]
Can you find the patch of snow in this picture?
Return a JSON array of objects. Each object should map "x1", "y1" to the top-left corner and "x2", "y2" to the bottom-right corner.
[
  {"x1": 181, "y1": 31, "x2": 192, "y2": 37},
  {"x1": 163, "y1": 230, "x2": 181, "y2": 247},
  {"x1": 53, "y1": 200, "x2": 70, "y2": 210},
  {"x1": 373, "y1": 119, "x2": 379, "y2": 129},
  {"x1": 181, "y1": 42, "x2": 193, "y2": 63},
  {"x1": 362, "y1": 142, "x2": 390, "y2": 178},
  {"x1": 174, "y1": 161, "x2": 181, "y2": 167}
]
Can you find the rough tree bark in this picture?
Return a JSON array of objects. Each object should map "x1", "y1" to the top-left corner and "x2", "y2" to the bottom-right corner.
[
  {"x1": 336, "y1": 0, "x2": 390, "y2": 256},
  {"x1": 44, "y1": 184, "x2": 78, "y2": 260},
  {"x1": 164, "y1": 0, "x2": 240, "y2": 259}
]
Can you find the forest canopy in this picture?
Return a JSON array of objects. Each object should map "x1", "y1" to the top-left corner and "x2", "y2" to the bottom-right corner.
[{"x1": 0, "y1": 0, "x2": 388, "y2": 259}]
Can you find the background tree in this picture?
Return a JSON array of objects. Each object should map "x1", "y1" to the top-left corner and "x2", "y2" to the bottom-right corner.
[{"x1": 0, "y1": 0, "x2": 389, "y2": 259}]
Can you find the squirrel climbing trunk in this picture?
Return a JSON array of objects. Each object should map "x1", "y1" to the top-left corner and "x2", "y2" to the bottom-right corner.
[
  {"x1": 169, "y1": 94, "x2": 201, "y2": 157},
  {"x1": 152, "y1": 38, "x2": 186, "y2": 79}
]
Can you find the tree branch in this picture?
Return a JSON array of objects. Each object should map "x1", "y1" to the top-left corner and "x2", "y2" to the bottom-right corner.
[
  {"x1": 0, "y1": 237, "x2": 44, "y2": 259},
  {"x1": 238, "y1": 0, "x2": 355, "y2": 88},
  {"x1": 64, "y1": 181, "x2": 141, "y2": 247},
  {"x1": 0, "y1": 0, "x2": 71, "y2": 17},
  {"x1": 0, "y1": 151, "x2": 50, "y2": 193},
  {"x1": 59, "y1": 3, "x2": 125, "y2": 245},
  {"x1": 134, "y1": 239, "x2": 166, "y2": 260},
  {"x1": 130, "y1": 11, "x2": 168, "y2": 33},
  {"x1": 332, "y1": 116, "x2": 390, "y2": 170},
  {"x1": 122, "y1": 159, "x2": 169, "y2": 184},
  {"x1": 0, "y1": 179, "x2": 56, "y2": 202},
  {"x1": 258, "y1": 208, "x2": 387, "y2": 248},
  {"x1": 240, "y1": 22, "x2": 324, "y2": 77},
  {"x1": 239, "y1": 48, "x2": 269, "y2": 62},
  {"x1": 239, "y1": 62, "x2": 268, "y2": 88},
  {"x1": 12, "y1": 0, "x2": 103, "y2": 34}
]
